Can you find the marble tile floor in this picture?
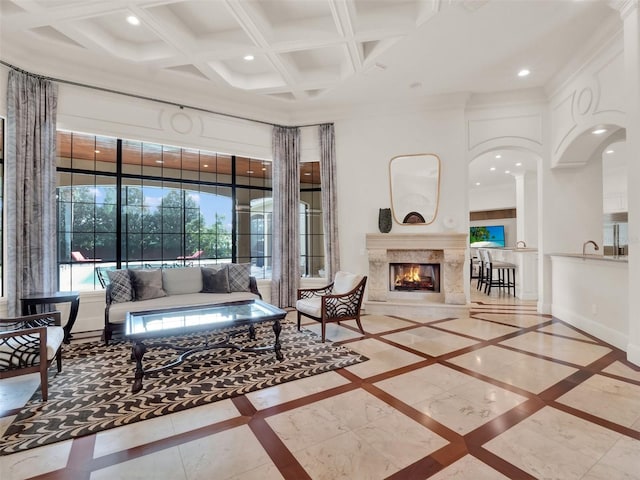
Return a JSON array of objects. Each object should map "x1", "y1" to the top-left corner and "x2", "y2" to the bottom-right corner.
[{"x1": 1, "y1": 290, "x2": 639, "y2": 479}]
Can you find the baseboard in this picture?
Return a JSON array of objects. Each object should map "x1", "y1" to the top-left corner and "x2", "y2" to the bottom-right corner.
[
  {"x1": 626, "y1": 342, "x2": 640, "y2": 367},
  {"x1": 552, "y1": 304, "x2": 628, "y2": 350}
]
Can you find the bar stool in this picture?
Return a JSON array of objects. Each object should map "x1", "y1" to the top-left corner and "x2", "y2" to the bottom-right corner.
[
  {"x1": 474, "y1": 250, "x2": 485, "y2": 291},
  {"x1": 479, "y1": 249, "x2": 516, "y2": 296},
  {"x1": 470, "y1": 249, "x2": 481, "y2": 281}
]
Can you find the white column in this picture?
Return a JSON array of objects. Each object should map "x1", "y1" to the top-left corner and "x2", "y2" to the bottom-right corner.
[
  {"x1": 515, "y1": 172, "x2": 538, "y2": 247},
  {"x1": 619, "y1": 0, "x2": 640, "y2": 366}
]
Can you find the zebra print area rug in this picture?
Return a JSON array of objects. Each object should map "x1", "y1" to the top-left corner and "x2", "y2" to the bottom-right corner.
[{"x1": 0, "y1": 321, "x2": 367, "y2": 456}]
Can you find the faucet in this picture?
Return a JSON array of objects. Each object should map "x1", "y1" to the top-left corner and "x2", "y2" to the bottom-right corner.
[
  {"x1": 516, "y1": 241, "x2": 527, "y2": 248},
  {"x1": 582, "y1": 240, "x2": 599, "y2": 256}
]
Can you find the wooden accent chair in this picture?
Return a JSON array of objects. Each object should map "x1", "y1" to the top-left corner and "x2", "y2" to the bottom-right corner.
[
  {"x1": 296, "y1": 272, "x2": 367, "y2": 342},
  {"x1": 0, "y1": 311, "x2": 64, "y2": 401}
]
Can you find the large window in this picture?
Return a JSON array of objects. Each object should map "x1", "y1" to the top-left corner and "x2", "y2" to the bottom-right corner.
[
  {"x1": 56, "y1": 131, "x2": 273, "y2": 291},
  {"x1": 56, "y1": 131, "x2": 326, "y2": 291}
]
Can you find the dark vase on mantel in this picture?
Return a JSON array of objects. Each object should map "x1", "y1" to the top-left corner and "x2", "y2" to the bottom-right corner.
[{"x1": 378, "y1": 208, "x2": 392, "y2": 233}]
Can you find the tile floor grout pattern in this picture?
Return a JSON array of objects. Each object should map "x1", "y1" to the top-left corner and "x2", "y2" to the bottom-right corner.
[{"x1": 1, "y1": 287, "x2": 639, "y2": 479}]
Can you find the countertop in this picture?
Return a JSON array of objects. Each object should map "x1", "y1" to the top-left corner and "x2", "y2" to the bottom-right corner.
[
  {"x1": 549, "y1": 253, "x2": 628, "y2": 263},
  {"x1": 470, "y1": 247, "x2": 538, "y2": 252}
]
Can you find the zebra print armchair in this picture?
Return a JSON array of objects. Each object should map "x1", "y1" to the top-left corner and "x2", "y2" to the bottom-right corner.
[{"x1": 0, "y1": 311, "x2": 64, "y2": 401}]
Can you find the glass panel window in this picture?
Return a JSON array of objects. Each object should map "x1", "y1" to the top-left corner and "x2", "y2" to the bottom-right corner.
[
  {"x1": 300, "y1": 161, "x2": 324, "y2": 278},
  {"x1": 241, "y1": 187, "x2": 272, "y2": 279},
  {"x1": 56, "y1": 162, "x2": 117, "y2": 291},
  {"x1": 55, "y1": 132, "x2": 279, "y2": 289}
]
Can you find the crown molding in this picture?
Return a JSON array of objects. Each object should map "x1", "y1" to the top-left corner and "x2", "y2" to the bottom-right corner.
[
  {"x1": 544, "y1": 15, "x2": 623, "y2": 99},
  {"x1": 609, "y1": 0, "x2": 639, "y2": 19}
]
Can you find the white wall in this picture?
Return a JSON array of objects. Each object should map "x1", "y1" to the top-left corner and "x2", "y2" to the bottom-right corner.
[
  {"x1": 334, "y1": 107, "x2": 468, "y2": 282},
  {"x1": 602, "y1": 140, "x2": 628, "y2": 213},
  {"x1": 468, "y1": 183, "x2": 515, "y2": 212},
  {"x1": 544, "y1": 155, "x2": 604, "y2": 254},
  {"x1": 57, "y1": 84, "x2": 274, "y2": 161}
]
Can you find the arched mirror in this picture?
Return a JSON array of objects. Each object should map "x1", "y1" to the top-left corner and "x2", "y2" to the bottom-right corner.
[{"x1": 389, "y1": 153, "x2": 441, "y2": 225}]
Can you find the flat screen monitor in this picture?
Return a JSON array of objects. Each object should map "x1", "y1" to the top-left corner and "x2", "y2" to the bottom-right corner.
[{"x1": 470, "y1": 225, "x2": 505, "y2": 248}]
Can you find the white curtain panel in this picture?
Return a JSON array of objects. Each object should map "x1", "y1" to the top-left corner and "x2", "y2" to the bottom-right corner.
[
  {"x1": 6, "y1": 70, "x2": 58, "y2": 316},
  {"x1": 271, "y1": 126, "x2": 301, "y2": 307},
  {"x1": 319, "y1": 124, "x2": 340, "y2": 281}
]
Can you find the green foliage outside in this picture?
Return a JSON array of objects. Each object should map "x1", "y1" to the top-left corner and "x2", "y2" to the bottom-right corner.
[{"x1": 58, "y1": 185, "x2": 232, "y2": 262}]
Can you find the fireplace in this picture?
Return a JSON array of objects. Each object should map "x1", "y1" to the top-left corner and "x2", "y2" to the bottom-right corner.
[
  {"x1": 365, "y1": 233, "x2": 468, "y2": 317},
  {"x1": 390, "y1": 263, "x2": 440, "y2": 292}
]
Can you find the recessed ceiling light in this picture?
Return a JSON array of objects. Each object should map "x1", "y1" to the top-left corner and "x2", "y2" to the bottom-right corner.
[
  {"x1": 247, "y1": 170, "x2": 254, "y2": 174},
  {"x1": 518, "y1": 69, "x2": 530, "y2": 77},
  {"x1": 304, "y1": 172, "x2": 312, "y2": 176},
  {"x1": 127, "y1": 15, "x2": 140, "y2": 26},
  {"x1": 505, "y1": 170, "x2": 511, "y2": 174},
  {"x1": 592, "y1": 128, "x2": 607, "y2": 135},
  {"x1": 243, "y1": 54, "x2": 254, "y2": 61},
  {"x1": 605, "y1": 149, "x2": 615, "y2": 154},
  {"x1": 495, "y1": 154, "x2": 502, "y2": 159},
  {"x1": 490, "y1": 167, "x2": 496, "y2": 171},
  {"x1": 262, "y1": 167, "x2": 267, "y2": 171},
  {"x1": 475, "y1": 182, "x2": 481, "y2": 186},
  {"x1": 94, "y1": 150, "x2": 100, "y2": 154},
  {"x1": 515, "y1": 162, "x2": 522, "y2": 166},
  {"x1": 203, "y1": 164, "x2": 209, "y2": 168},
  {"x1": 155, "y1": 160, "x2": 163, "y2": 164}
]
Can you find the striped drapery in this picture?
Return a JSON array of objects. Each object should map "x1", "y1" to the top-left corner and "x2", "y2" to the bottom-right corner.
[
  {"x1": 271, "y1": 126, "x2": 301, "y2": 307},
  {"x1": 6, "y1": 70, "x2": 58, "y2": 315},
  {"x1": 319, "y1": 124, "x2": 340, "y2": 281}
]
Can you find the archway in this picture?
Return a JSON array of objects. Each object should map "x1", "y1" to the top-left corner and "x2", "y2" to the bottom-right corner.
[{"x1": 468, "y1": 146, "x2": 542, "y2": 303}]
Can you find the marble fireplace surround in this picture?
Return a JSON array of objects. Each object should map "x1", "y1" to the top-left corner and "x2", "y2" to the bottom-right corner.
[{"x1": 365, "y1": 233, "x2": 469, "y2": 316}]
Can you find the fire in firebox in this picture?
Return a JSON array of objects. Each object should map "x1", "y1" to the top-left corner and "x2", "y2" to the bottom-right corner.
[{"x1": 392, "y1": 263, "x2": 438, "y2": 291}]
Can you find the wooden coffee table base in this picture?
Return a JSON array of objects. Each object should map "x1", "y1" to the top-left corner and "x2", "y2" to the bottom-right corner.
[{"x1": 131, "y1": 319, "x2": 283, "y2": 393}]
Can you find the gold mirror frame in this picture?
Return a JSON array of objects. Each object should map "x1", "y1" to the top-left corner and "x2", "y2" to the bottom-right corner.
[{"x1": 389, "y1": 153, "x2": 441, "y2": 225}]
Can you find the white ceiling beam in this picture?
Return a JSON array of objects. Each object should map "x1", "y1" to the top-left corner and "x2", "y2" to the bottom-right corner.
[
  {"x1": 223, "y1": 0, "x2": 305, "y2": 98},
  {"x1": 330, "y1": 0, "x2": 361, "y2": 75}
]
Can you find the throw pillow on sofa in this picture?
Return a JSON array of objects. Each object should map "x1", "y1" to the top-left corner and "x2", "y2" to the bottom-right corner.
[
  {"x1": 107, "y1": 269, "x2": 133, "y2": 303},
  {"x1": 228, "y1": 263, "x2": 251, "y2": 292},
  {"x1": 129, "y1": 269, "x2": 167, "y2": 301},
  {"x1": 201, "y1": 267, "x2": 231, "y2": 293},
  {"x1": 162, "y1": 267, "x2": 203, "y2": 295}
]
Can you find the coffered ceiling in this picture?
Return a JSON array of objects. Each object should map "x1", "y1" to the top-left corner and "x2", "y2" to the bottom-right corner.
[{"x1": 0, "y1": 0, "x2": 618, "y2": 116}]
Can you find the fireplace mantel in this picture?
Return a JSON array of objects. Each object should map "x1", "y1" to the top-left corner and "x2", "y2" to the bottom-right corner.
[
  {"x1": 365, "y1": 232, "x2": 469, "y2": 317},
  {"x1": 366, "y1": 233, "x2": 467, "y2": 250}
]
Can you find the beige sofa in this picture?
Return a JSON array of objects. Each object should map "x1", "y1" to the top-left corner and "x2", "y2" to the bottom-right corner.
[{"x1": 103, "y1": 265, "x2": 261, "y2": 344}]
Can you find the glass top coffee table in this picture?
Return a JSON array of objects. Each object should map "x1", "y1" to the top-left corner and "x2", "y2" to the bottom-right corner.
[{"x1": 125, "y1": 299, "x2": 286, "y2": 393}]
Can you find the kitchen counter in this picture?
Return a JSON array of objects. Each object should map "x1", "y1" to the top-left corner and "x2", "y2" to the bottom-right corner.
[
  {"x1": 550, "y1": 254, "x2": 628, "y2": 351},
  {"x1": 549, "y1": 253, "x2": 628, "y2": 263},
  {"x1": 472, "y1": 247, "x2": 538, "y2": 300}
]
